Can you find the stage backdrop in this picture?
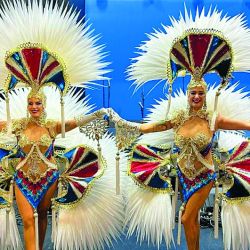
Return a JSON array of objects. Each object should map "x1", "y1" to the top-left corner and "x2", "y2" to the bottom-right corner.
[{"x1": 71, "y1": 0, "x2": 250, "y2": 121}]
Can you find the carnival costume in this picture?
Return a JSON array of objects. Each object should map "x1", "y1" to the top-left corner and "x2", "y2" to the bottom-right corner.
[
  {"x1": 0, "y1": 1, "x2": 126, "y2": 250},
  {"x1": 109, "y1": 8, "x2": 250, "y2": 250}
]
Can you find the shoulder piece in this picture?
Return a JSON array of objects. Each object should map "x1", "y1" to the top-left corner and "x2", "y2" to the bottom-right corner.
[
  {"x1": 45, "y1": 119, "x2": 57, "y2": 128},
  {"x1": 45, "y1": 119, "x2": 58, "y2": 138},
  {"x1": 170, "y1": 109, "x2": 186, "y2": 129},
  {"x1": 11, "y1": 118, "x2": 28, "y2": 135}
]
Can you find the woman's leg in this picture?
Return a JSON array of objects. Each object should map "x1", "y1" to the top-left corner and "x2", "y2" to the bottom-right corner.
[
  {"x1": 15, "y1": 184, "x2": 36, "y2": 250},
  {"x1": 181, "y1": 181, "x2": 213, "y2": 250},
  {"x1": 37, "y1": 181, "x2": 58, "y2": 250}
]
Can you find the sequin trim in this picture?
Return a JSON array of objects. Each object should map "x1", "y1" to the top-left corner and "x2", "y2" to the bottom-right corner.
[{"x1": 177, "y1": 165, "x2": 216, "y2": 203}]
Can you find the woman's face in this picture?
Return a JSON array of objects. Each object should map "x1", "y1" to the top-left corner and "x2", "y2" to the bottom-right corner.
[
  {"x1": 188, "y1": 86, "x2": 206, "y2": 111},
  {"x1": 27, "y1": 97, "x2": 44, "y2": 118}
]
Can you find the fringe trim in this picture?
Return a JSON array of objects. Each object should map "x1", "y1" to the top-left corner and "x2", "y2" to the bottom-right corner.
[{"x1": 221, "y1": 200, "x2": 250, "y2": 250}]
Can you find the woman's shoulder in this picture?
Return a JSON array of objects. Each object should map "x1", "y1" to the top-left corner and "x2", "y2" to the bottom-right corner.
[
  {"x1": 45, "y1": 119, "x2": 58, "y2": 128},
  {"x1": 45, "y1": 119, "x2": 59, "y2": 138},
  {"x1": 11, "y1": 118, "x2": 28, "y2": 133},
  {"x1": 170, "y1": 109, "x2": 187, "y2": 128}
]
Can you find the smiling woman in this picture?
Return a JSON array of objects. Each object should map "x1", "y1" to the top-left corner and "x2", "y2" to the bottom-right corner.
[
  {"x1": 28, "y1": 98, "x2": 43, "y2": 116},
  {"x1": 27, "y1": 99, "x2": 45, "y2": 120},
  {"x1": 0, "y1": 1, "x2": 125, "y2": 250},
  {"x1": 107, "y1": 6, "x2": 250, "y2": 250},
  {"x1": 188, "y1": 86, "x2": 206, "y2": 111}
]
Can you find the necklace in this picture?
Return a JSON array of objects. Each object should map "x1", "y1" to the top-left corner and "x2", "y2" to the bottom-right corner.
[
  {"x1": 188, "y1": 109, "x2": 209, "y2": 120},
  {"x1": 28, "y1": 111, "x2": 47, "y2": 126}
]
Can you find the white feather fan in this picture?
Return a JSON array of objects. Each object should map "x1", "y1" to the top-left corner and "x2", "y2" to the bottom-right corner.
[{"x1": 0, "y1": 0, "x2": 109, "y2": 89}]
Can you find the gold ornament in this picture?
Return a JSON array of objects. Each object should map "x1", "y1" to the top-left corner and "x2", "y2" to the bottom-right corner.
[{"x1": 27, "y1": 87, "x2": 47, "y2": 107}]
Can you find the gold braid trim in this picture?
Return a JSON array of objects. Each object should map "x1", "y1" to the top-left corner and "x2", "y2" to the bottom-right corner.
[{"x1": 220, "y1": 193, "x2": 250, "y2": 205}]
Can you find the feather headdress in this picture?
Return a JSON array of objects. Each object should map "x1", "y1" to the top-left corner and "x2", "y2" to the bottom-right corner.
[
  {"x1": 0, "y1": 0, "x2": 109, "y2": 136},
  {"x1": 128, "y1": 7, "x2": 250, "y2": 117}
]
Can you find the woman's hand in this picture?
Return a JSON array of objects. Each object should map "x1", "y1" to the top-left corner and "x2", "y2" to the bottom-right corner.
[
  {"x1": 106, "y1": 108, "x2": 122, "y2": 123},
  {"x1": 107, "y1": 108, "x2": 141, "y2": 129},
  {"x1": 105, "y1": 108, "x2": 141, "y2": 149},
  {"x1": 93, "y1": 108, "x2": 109, "y2": 119},
  {"x1": 63, "y1": 108, "x2": 109, "y2": 133}
]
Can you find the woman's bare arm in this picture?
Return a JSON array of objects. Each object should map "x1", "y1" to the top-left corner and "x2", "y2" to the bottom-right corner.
[
  {"x1": 0, "y1": 121, "x2": 7, "y2": 132},
  {"x1": 108, "y1": 108, "x2": 173, "y2": 134},
  {"x1": 139, "y1": 120, "x2": 173, "y2": 133},
  {"x1": 55, "y1": 120, "x2": 77, "y2": 134},
  {"x1": 216, "y1": 114, "x2": 250, "y2": 130}
]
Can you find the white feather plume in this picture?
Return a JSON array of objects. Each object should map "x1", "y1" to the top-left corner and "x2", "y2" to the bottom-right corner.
[
  {"x1": 54, "y1": 133, "x2": 127, "y2": 250},
  {"x1": 206, "y1": 83, "x2": 250, "y2": 120},
  {"x1": 0, "y1": 0, "x2": 109, "y2": 89},
  {"x1": 0, "y1": 208, "x2": 22, "y2": 249},
  {"x1": 0, "y1": 86, "x2": 93, "y2": 122},
  {"x1": 221, "y1": 200, "x2": 250, "y2": 250},
  {"x1": 128, "y1": 7, "x2": 250, "y2": 89},
  {"x1": 217, "y1": 131, "x2": 246, "y2": 151},
  {"x1": 124, "y1": 185, "x2": 173, "y2": 249}
]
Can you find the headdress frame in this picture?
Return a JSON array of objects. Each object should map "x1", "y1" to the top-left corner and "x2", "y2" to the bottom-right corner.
[
  {"x1": 167, "y1": 28, "x2": 234, "y2": 111},
  {"x1": 128, "y1": 7, "x2": 250, "y2": 119},
  {"x1": 4, "y1": 42, "x2": 69, "y2": 135}
]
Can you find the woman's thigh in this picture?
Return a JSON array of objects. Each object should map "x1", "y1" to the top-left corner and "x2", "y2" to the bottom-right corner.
[
  {"x1": 15, "y1": 184, "x2": 34, "y2": 221},
  {"x1": 38, "y1": 181, "x2": 58, "y2": 213},
  {"x1": 182, "y1": 181, "x2": 214, "y2": 221}
]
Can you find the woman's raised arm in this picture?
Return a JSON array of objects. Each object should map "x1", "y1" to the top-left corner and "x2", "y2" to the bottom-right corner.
[
  {"x1": 108, "y1": 108, "x2": 173, "y2": 134},
  {"x1": 0, "y1": 121, "x2": 7, "y2": 132},
  {"x1": 54, "y1": 108, "x2": 107, "y2": 134},
  {"x1": 139, "y1": 120, "x2": 173, "y2": 133},
  {"x1": 216, "y1": 114, "x2": 250, "y2": 131}
]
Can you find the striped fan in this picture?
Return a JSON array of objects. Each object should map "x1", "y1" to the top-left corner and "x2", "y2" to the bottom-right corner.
[
  {"x1": 219, "y1": 140, "x2": 250, "y2": 250},
  {"x1": 55, "y1": 146, "x2": 104, "y2": 207},
  {"x1": 129, "y1": 144, "x2": 172, "y2": 192},
  {"x1": 5, "y1": 46, "x2": 67, "y2": 94},
  {"x1": 223, "y1": 140, "x2": 250, "y2": 199}
]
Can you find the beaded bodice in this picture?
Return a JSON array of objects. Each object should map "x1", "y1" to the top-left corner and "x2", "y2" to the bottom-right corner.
[
  {"x1": 11, "y1": 118, "x2": 57, "y2": 182},
  {"x1": 172, "y1": 109, "x2": 215, "y2": 179},
  {"x1": 174, "y1": 132, "x2": 211, "y2": 152},
  {"x1": 18, "y1": 133, "x2": 53, "y2": 148}
]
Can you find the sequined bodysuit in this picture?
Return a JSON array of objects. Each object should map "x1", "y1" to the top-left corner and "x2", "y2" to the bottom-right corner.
[{"x1": 172, "y1": 109, "x2": 216, "y2": 202}]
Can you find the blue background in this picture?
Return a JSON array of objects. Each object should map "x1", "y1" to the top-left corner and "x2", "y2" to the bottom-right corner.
[{"x1": 70, "y1": 0, "x2": 250, "y2": 121}]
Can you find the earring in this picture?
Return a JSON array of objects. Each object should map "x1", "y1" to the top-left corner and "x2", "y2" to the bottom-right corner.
[
  {"x1": 41, "y1": 109, "x2": 47, "y2": 120},
  {"x1": 186, "y1": 101, "x2": 191, "y2": 113},
  {"x1": 202, "y1": 99, "x2": 207, "y2": 111}
]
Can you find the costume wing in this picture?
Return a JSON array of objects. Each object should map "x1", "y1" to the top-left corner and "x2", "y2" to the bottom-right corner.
[
  {"x1": 123, "y1": 144, "x2": 175, "y2": 248},
  {"x1": 53, "y1": 133, "x2": 126, "y2": 250},
  {"x1": 223, "y1": 140, "x2": 250, "y2": 199},
  {"x1": 54, "y1": 146, "x2": 104, "y2": 207},
  {"x1": 0, "y1": 146, "x2": 21, "y2": 249},
  {"x1": 129, "y1": 144, "x2": 173, "y2": 192},
  {"x1": 217, "y1": 134, "x2": 250, "y2": 250}
]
